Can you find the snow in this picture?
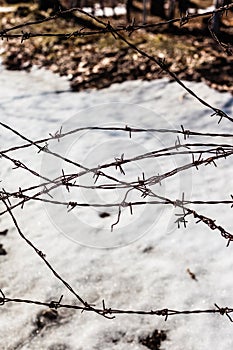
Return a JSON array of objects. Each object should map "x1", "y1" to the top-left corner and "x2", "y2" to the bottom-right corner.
[
  {"x1": 83, "y1": 4, "x2": 126, "y2": 17},
  {"x1": 0, "y1": 7, "x2": 15, "y2": 13},
  {"x1": 0, "y1": 66, "x2": 233, "y2": 350},
  {"x1": 198, "y1": 6, "x2": 215, "y2": 15}
]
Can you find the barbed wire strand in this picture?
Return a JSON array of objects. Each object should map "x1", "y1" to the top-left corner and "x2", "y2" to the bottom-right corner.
[
  {"x1": 1, "y1": 198, "x2": 114, "y2": 319},
  {"x1": 0, "y1": 3, "x2": 233, "y2": 325},
  {"x1": 0, "y1": 7, "x2": 232, "y2": 123},
  {"x1": 0, "y1": 3, "x2": 232, "y2": 37},
  {"x1": 0, "y1": 289, "x2": 233, "y2": 322},
  {"x1": 2, "y1": 124, "x2": 233, "y2": 159},
  {"x1": 1, "y1": 141, "x2": 233, "y2": 244},
  {"x1": 1, "y1": 141, "x2": 233, "y2": 208}
]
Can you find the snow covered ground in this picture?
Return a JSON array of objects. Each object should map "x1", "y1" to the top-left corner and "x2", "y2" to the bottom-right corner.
[{"x1": 0, "y1": 66, "x2": 233, "y2": 350}]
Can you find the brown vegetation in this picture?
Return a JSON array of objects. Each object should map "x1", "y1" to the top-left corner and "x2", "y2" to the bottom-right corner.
[{"x1": 0, "y1": 1, "x2": 232, "y2": 93}]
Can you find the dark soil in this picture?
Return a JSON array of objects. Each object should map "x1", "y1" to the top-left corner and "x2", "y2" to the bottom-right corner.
[
  {"x1": 0, "y1": 229, "x2": 8, "y2": 235},
  {"x1": 0, "y1": 243, "x2": 7, "y2": 255},
  {"x1": 139, "y1": 329, "x2": 167, "y2": 350},
  {"x1": 0, "y1": 1, "x2": 232, "y2": 93}
]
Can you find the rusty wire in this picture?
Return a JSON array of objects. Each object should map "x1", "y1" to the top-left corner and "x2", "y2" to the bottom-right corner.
[
  {"x1": 0, "y1": 288, "x2": 233, "y2": 322},
  {"x1": 0, "y1": 5, "x2": 232, "y2": 121},
  {"x1": 0, "y1": 2, "x2": 233, "y2": 324},
  {"x1": 0, "y1": 3, "x2": 232, "y2": 38},
  {"x1": 1, "y1": 120, "x2": 233, "y2": 244}
]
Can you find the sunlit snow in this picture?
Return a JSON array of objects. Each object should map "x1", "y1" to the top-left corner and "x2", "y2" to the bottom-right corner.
[{"x1": 0, "y1": 66, "x2": 233, "y2": 350}]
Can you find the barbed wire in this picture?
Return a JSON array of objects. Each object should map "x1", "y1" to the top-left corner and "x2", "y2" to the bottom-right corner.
[
  {"x1": 1, "y1": 137, "x2": 233, "y2": 201},
  {"x1": 1, "y1": 120, "x2": 233, "y2": 244},
  {"x1": 1, "y1": 1, "x2": 233, "y2": 327},
  {"x1": 1, "y1": 172, "x2": 233, "y2": 320},
  {"x1": 0, "y1": 6, "x2": 232, "y2": 122},
  {"x1": 1, "y1": 198, "x2": 114, "y2": 319},
  {"x1": 0, "y1": 3, "x2": 232, "y2": 38},
  {"x1": 111, "y1": 30, "x2": 232, "y2": 124},
  {"x1": 0, "y1": 289, "x2": 233, "y2": 322},
  {"x1": 207, "y1": 14, "x2": 233, "y2": 55},
  {"x1": 2, "y1": 123, "x2": 233, "y2": 158}
]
